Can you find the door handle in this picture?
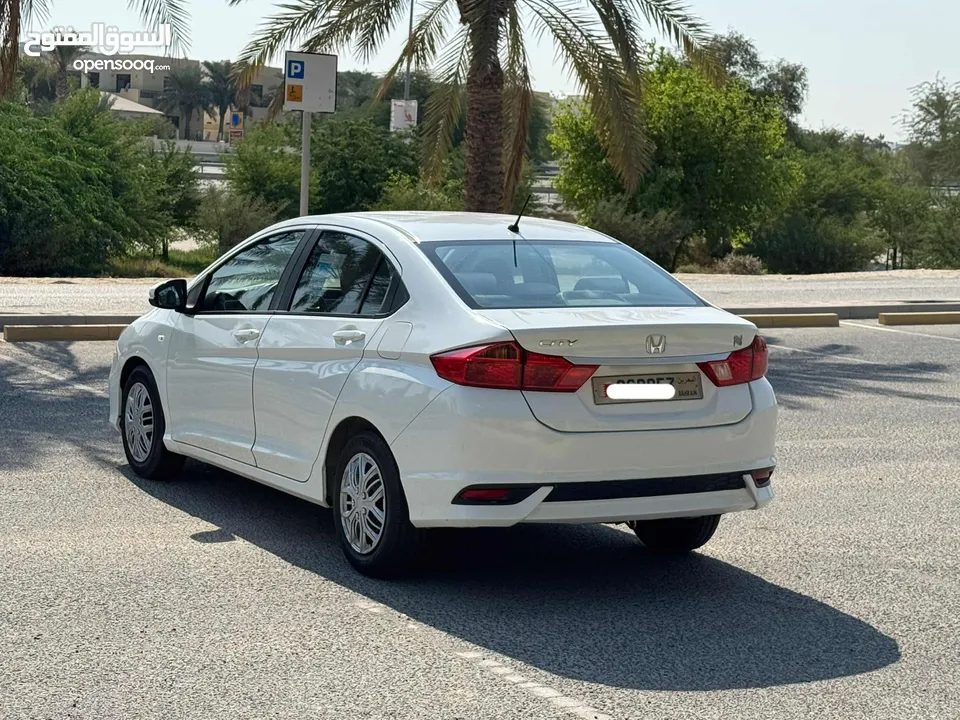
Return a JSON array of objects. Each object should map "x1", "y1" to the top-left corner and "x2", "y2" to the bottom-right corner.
[
  {"x1": 233, "y1": 327, "x2": 261, "y2": 344},
  {"x1": 333, "y1": 329, "x2": 366, "y2": 346}
]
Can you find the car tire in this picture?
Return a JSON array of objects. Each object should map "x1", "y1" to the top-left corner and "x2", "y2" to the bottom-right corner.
[
  {"x1": 120, "y1": 366, "x2": 184, "y2": 480},
  {"x1": 630, "y1": 515, "x2": 721, "y2": 554},
  {"x1": 332, "y1": 431, "x2": 421, "y2": 579}
]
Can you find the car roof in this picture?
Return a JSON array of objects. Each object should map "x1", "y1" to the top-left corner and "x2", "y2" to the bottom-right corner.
[{"x1": 269, "y1": 211, "x2": 615, "y2": 244}]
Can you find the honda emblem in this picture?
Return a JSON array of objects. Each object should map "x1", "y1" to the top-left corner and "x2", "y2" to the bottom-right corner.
[{"x1": 645, "y1": 334, "x2": 666, "y2": 354}]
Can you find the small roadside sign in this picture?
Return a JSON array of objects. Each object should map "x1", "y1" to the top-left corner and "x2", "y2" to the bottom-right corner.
[
  {"x1": 283, "y1": 51, "x2": 337, "y2": 114},
  {"x1": 230, "y1": 111, "x2": 243, "y2": 129}
]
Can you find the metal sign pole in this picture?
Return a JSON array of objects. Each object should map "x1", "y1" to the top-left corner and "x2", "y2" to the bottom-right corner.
[{"x1": 300, "y1": 111, "x2": 312, "y2": 216}]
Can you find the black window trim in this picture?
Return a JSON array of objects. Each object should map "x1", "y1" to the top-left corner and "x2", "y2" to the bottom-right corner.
[
  {"x1": 275, "y1": 227, "x2": 409, "y2": 319},
  {"x1": 417, "y1": 238, "x2": 705, "y2": 311},
  {"x1": 188, "y1": 226, "x2": 321, "y2": 317}
]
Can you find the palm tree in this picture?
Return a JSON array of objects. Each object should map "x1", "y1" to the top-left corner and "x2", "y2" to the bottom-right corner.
[
  {"x1": 203, "y1": 59, "x2": 237, "y2": 141},
  {"x1": 231, "y1": 0, "x2": 710, "y2": 212},
  {"x1": 0, "y1": 0, "x2": 190, "y2": 98},
  {"x1": 46, "y1": 45, "x2": 86, "y2": 99},
  {"x1": 157, "y1": 65, "x2": 213, "y2": 141}
]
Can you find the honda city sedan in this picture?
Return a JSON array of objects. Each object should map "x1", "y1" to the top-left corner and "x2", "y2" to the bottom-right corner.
[{"x1": 109, "y1": 212, "x2": 777, "y2": 577}]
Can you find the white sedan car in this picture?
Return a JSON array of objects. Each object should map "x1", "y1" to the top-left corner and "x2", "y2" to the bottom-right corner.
[{"x1": 110, "y1": 212, "x2": 777, "y2": 577}]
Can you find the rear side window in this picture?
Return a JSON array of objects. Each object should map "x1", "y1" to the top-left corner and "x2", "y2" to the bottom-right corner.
[
  {"x1": 291, "y1": 231, "x2": 400, "y2": 315},
  {"x1": 421, "y1": 240, "x2": 702, "y2": 309}
]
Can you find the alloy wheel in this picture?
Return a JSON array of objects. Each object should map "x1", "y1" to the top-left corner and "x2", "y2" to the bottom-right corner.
[{"x1": 339, "y1": 452, "x2": 387, "y2": 555}]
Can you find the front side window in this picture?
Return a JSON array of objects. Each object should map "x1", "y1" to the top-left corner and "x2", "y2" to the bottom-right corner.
[
  {"x1": 290, "y1": 232, "x2": 396, "y2": 315},
  {"x1": 421, "y1": 239, "x2": 703, "y2": 309},
  {"x1": 200, "y1": 230, "x2": 305, "y2": 312}
]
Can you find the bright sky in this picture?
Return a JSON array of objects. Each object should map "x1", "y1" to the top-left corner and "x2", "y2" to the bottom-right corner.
[{"x1": 30, "y1": 0, "x2": 960, "y2": 141}]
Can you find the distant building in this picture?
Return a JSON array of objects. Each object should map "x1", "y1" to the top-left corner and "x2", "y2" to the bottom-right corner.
[{"x1": 70, "y1": 53, "x2": 284, "y2": 142}]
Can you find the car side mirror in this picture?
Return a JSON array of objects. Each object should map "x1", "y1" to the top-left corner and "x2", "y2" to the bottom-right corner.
[{"x1": 149, "y1": 279, "x2": 188, "y2": 312}]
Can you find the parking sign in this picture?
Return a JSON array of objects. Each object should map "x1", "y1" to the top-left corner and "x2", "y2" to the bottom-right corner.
[
  {"x1": 283, "y1": 51, "x2": 337, "y2": 114},
  {"x1": 287, "y1": 60, "x2": 304, "y2": 79}
]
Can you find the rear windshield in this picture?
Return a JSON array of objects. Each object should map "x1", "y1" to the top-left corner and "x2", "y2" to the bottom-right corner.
[{"x1": 420, "y1": 239, "x2": 703, "y2": 309}]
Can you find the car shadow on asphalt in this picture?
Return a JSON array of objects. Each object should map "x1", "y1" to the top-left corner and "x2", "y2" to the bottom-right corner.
[
  {"x1": 122, "y1": 461, "x2": 900, "y2": 693},
  {"x1": 764, "y1": 339, "x2": 951, "y2": 410}
]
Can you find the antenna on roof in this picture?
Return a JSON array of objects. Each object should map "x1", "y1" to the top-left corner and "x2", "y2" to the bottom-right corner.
[{"x1": 507, "y1": 194, "x2": 531, "y2": 234}]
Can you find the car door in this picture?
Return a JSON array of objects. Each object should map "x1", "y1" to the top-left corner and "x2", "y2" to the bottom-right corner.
[
  {"x1": 251, "y1": 229, "x2": 405, "y2": 481},
  {"x1": 165, "y1": 228, "x2": 312, "y2": 464}
]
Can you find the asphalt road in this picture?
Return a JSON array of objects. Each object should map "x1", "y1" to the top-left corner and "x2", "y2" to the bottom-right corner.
[
  {"x1": 2, "y1": 269, "x2": 959, "y2": 314},
  {"x1": 2, "y1": 321, "x2": 959, "y2": 719}
]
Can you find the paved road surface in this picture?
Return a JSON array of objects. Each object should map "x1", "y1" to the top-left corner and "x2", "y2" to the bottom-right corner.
[
  {"x1": 2, "y1": 269, "x2": 959, "y2": 315},
  {"x1": 2, "y1": 321, "x2": 959, "y2": 719}
]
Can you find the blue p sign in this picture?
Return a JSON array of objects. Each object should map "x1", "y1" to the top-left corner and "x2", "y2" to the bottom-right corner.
[{"x1": 287, "y1": 60, "x2": 304, "y2": 79}]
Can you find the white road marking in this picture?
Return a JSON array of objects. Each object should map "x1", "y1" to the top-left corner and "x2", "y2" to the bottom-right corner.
[
  {"x1": 767, "y1": 343, "x2": 880, "y2": 365},
  {"x1": 0, "y1": 351, "x2": 106, "y2": 396},
  {"x1": 455, "y1": 651, "x2": 614, "y2": 720},
  {"x1": 841, "y1": 320, "x2": 960, "y2": 343}
]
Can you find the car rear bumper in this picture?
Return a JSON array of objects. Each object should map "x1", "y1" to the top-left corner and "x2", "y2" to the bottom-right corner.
[{"x1": 389, "y1": 378, "x2": 777, "y2": 528}]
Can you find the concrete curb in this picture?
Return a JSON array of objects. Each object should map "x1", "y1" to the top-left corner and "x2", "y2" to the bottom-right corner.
[
  {"x1": 740, "y1": 313, "x2": 840, "y2": 328},
  {"x1": 3, "y1": 324, "x2": 128, "y2": 342},
  {"x1": 878, "y1": 311, "x2": 960, "y2": 326},
  {"x1": 0, "y1": 314, "x2": 140, "y2": 330},
  {"x1": 724, "y1": 302, "x2": 960, "y2": 319}
]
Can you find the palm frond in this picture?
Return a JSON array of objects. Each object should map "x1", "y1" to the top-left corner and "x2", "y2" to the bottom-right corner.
[
  {"x1": 127, "y1": 0, "x2": 191, "y2": 54},
  {"x1": 234, "y1": 0, "x2": 340, "y2": 88},
  {"x1": 352, "y1": 0, "x2": 413, "y2": 64},
  {"x1": 420, "y1": 25, "x2": 470, "y2": 180},
  {"x1": 524, "y1": 0, "x2": 651, "y2": 188},
  {"x1": 22, "y1": 0, "x2": 52, "y2": 24},
  {"x1": 373, "y1": 0, "x2": 455, "y2": 102},
  {"x1": 501, "y1": 3, "x2": 533, "y2": 209},
  {"x1": 630, "y1": 0, "x2": 714, "y2": 75},
  {"x1": 585, "y1": 0, "x2": 645, "y2": 74}
]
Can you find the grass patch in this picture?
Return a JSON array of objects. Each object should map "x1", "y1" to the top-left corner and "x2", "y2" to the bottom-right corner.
[{"x1": 107, "y1": 248, "x2": 218, "y2": 278}]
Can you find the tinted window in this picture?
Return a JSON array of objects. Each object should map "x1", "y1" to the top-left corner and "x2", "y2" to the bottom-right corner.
[
  {"x1": 201, "y1": 230, "x2": 304, "y2": 312},
  {"x1": 291, "y1": 232, "x2": 385, "y2": 315},
  {"x1": 421, "y1": 240, "x2": 702, "y2": 309}
]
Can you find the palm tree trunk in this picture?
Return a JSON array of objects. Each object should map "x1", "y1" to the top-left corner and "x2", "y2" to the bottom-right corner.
[
  {"x1": 55, "y1": 72, "x2": 68, "y2": 101},
  {"x1": 218, "y1": 107, "x2": 226, "y2": 142},
  {"x1": 462, "y1": 2, "x2": 508, "y2": 213},
  {"x1": 181, "y1": 109, "x2": 191, "y2": 141}
]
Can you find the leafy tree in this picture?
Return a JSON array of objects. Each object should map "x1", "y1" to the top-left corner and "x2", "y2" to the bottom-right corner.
[
  {"x1": 203, "y1": 60, "x2": 237, "y2": 142},
  {"x1": 0, "y1": 0, "x2": 190, "y2": 97},
  {"x1": 225, "y1": 116, "x2": 420, "y2": 217},
  {"x1": 232, "y1": 0, "x2": 712, "y2": 213},
  {"x1": 747, "y1": 131, "x2": 888, "y2": 273},
  {"x1": 146, "y1": 141, "x2": 201, "y2": 260},
  {"x1": 157, "y1": 66, "x2": 213, "y2": 141},
  {"x1": 0, "y1": 90, "x2": 167, "y2": 275},
  {"x1": 224, "y1": 123, "x2": 301, "y2": 216},
  {"x1": 707, "y1": 32, "x2": 808, "y2": 122},
  {"x1": 551, "y1": 52, "x2": 799, "y2": 265},
  {"x1": 902, "y1": 76, "x2": 960, "y2": 186}
]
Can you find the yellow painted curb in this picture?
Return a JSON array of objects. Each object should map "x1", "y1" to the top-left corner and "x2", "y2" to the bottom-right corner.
[
  {"x1": 878, "y1": 312, "x2": 960, "y2": 326},
  {"x1": 739, "y1": 313, "x2": 840, "y2": 328},
  {"x1": 3, "y1": 324, "x2": 128, "y2": 342}
]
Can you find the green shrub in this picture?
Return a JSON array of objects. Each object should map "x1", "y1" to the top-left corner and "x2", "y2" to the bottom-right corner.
[
  {"x1": 374, "y1": 173, "x2": 463, "y2": 211},
  {"x1": 0, "y1": 92, "x2": 166, "y2": 276},
  {"x1": 195, "y1": 185, "x2": 280, "y2": 254},
  {"x1": 714, "y1": 253, "x2": 765, "y2": 275},
  {"x1": 586, "y1": 201, "x2": 692, "y2": 270}
]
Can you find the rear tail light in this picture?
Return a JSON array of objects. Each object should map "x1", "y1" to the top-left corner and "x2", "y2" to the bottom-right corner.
[
  {"x1": 431, "y1": 342, "x2": 598, "y2": 392},
  {"x1": 697, "y1": 336, "x2": 768, "y2": 387}
]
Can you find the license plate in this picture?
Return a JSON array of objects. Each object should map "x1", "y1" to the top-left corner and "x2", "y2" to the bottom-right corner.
[{"x1": 591, "y1": 372, "x2": 703, "y2": 405}]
